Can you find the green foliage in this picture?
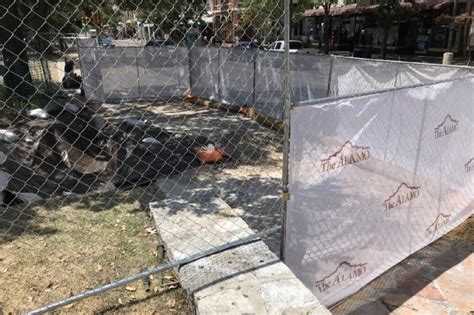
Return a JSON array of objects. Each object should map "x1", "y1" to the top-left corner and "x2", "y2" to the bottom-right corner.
[
  {"x1": 121, "y1": 0, "x2": 208, "y2": 33},
  {"x1": 24, "y1": 0, "x2": 206, "y2": 34},
  {"x1": 311, "y1": 0, "x2": 338, "y2": 14},
  {"x1": 0, "y1": 2, "x2": 35, "y2": 98},
  {"x1": 435, "y1": 13, "x2": 472, "y2": 26},
  {"x1": 240, "y1": 0, "x2": 284, "y2": 41},
  {"x1": 305, "y1": 0, "x2": 338, "y2": 54},
  {"x1": 375, "y1": 0, "x2": 416, "y2": 59},
  {"x1": 15, "y1": 0, "x2": 121, "y2": 33},
  {"x1": 375, "y1": 0, "x2": 412, "y2": 29},
  {"x1": 292, "y1": 0, "x2": 313, "y2": 25},
  {"x1": 239, "y1": 0, "x2": 339, "y2": 41},
  {"x1": 454, "y1": 13, "x2": 471, "y2": 25}
]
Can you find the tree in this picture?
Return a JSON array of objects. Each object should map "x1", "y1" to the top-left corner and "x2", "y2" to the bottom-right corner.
[
  {"x1": 17, "y1": 0, "x2": 51, "y2": 52},
  {"x1": 121, "y1": 0, "x2": 208, "y2": 35},
  {"x1": 240, "y1": 0, "x2": 284, "y2": 43},
  {"x1": 375, "y1": 0, "x2": 413, "y2": 59},
  {"x1": 44, "y1": 0, "x2": 122, "y2": 33},
  {"x1": 240, "y1": 0, "x2": 335, "y2": 44},
  {"x1": 308, "y1": 0, "x2": 338, "y2": 54},
  {"x1": 291, "y1": 0, "x2": 318, "y2": 26},
  {"x1": 0, "y1": 2, "x2": 34, "y2": 98}
]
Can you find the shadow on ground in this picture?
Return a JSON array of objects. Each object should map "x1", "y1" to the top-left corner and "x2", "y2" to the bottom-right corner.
[{"x1": 0, "y1": 186, "x2": 159, "y2": 245}]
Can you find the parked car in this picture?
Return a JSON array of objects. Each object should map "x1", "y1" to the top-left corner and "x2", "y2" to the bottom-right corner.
[
  {"x1": 145, "y1": 38, "x2": 178, "y2": 48},
  {"x1": 352, "y1": 45, "x2": 372, "y2": 58},
  {"x1": 145, "y1": 38, "x2": 165, "y2": 47},
  {"x1": 235, "y1": 41, "x2": 261, "y2": 49},
  {"x1": 268, "y1": 40, "x2": 317, "y2": 54},
  {"x1": 89, "y1": 28, "x2": 97, "y2": 38},
  {"x1": 98, "y1": 35, "x2": 115, "y2": 47}
]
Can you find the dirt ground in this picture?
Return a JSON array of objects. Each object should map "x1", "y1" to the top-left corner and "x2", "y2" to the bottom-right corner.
[
  {"x1": 98, "y1": 101, "x2": 284, "y2": 251},
  {"x1": 0, "y1": 99, "x2": 282, "y2": 313},
  {"x1": 0, "y1": 187, "x2": 192, "y2": 314}
]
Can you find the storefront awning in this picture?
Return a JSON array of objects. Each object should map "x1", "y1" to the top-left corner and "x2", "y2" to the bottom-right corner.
[
  {"x1": 415, "y1": 0, "x2": 454, "y2": 10},
  {"x1": 303, "y1": 0, "x2": 452, "y2": 17}
]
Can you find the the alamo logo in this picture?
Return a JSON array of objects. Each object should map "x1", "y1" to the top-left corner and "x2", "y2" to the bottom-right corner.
[
  {"x1": 384, "y1": 183, "x2": 421, "y2": 211},
  {"x1": 425, "y1": 213, "x2": 451, "y2": 237},
  {"x1": 320, "y1": 141, "x2": 370, "y2": 173},
  {"x1": 315, "y1": 261, "x2": 367, "y2": 293},
  {"x1": 434, "y1": 114, "x2": 459, "y2": 139},
  {"x1": 465, "y1": 158, "x2": 474, "y2": 173}
]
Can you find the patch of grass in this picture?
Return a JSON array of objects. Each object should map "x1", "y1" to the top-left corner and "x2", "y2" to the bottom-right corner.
[
  {"x1": 0, "y1": 79, "x2": 53, "y2": 116},
  {"x1": 0, "y1": 187, "x2": 192, "y2": 314}
]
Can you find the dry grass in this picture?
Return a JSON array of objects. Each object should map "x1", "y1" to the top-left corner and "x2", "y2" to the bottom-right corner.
[{"x1": 0, "y1": 187, "x2": 192, "y2": 314}]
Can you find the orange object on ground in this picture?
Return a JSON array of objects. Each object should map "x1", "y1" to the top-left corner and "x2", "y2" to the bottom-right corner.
[
  {"x1": 238, "y1": 106, "x2": 249, "y2": 114},
  {"x1": 196, "y1": 149, "x2": 225, "y2": 164},
  {"x1": 183, "y1": 90, "x2": 198, "y2": 103}
]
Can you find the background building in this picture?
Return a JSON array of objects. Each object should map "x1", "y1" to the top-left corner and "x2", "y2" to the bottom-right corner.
[
  {"x1": 301, "y1": 0, "x2": 473, "y2": 55},
  {"x1": 209, "y1": 0, "x2": 245, "y2": 44}
]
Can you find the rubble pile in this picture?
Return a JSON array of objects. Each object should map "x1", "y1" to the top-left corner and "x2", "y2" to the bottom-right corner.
[{"x1": 0, "y1": 101, "x2": 213, "y2": 205}]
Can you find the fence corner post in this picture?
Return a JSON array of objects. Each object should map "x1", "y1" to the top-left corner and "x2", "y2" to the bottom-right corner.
[
  {"x1": 280, "y1": 0, "x2": 291, "y2": 262},
  {"x1": 135, "y1": 46, "x2": 141, "y2": 99},
  {"x1": 252, "y1": 50, "x2": 257, "y2": 106},
  {"x1": 326, "y1": 55, "x2": 334, "y2": 97}
]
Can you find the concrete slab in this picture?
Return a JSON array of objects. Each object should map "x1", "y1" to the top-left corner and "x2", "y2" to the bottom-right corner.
[
  {"x1": 150, "y1": 175, "x2": 331, "y2": 315},
  {"x1": 99, "y1": 101, "x2": 283, "y2": 253}
]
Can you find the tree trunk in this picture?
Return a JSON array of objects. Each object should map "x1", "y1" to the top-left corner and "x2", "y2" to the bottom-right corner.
[
  {"x1": 0, "y1": 2, "x2": 34, "y2": 98},
  {"x1": 323, "y1": 14, "x2": 330, "y2": 54},
  {"x1": 19, "y1": 0, "x2": 52, "y2": 54},
  {"x1": 381, "y1": 26, "x2": 390, "y2": 59}
]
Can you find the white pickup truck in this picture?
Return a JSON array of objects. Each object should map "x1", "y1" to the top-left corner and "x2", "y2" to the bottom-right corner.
[{"x1": 267, "y1": 40, "x2": 318, "y2": 54}]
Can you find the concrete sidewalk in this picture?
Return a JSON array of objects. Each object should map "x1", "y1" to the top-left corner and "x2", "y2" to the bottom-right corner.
[
  {"x1": 331, "y1": 216, "x2": 473, "y2": 315},
  {"x1": 150, "y1": 172, "x2": 330, "y2": 315},
  {"x1": 329, "y1": 50, "x2": 473, "y2": 66}
]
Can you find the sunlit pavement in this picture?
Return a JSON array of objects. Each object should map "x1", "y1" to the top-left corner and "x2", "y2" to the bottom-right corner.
[{"x1": 331, "y1": 216, "x2": 473, "y2": 315}]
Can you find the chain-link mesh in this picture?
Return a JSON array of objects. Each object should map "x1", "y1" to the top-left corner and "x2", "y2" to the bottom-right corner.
[
  {"x1": 286, "y1": 75, "x2": 474, "y2": 308},
  {"x1": 1, "y1": 0, "x2": 473, "y2": 313},
  {"x1": 0, "y1": 0, "x2": 287, "y2": 312}
]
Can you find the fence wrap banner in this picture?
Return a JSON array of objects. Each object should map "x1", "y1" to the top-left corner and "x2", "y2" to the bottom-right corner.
[
  {"x1": 79, "y1": 46, "x2": 474, "y2": 111},
  {"x1": 285, "y1": 77, "x2": 474, "y2": 306},
  {"x1": 219, "y1": 48, "x2": 255, "y2": 106},
  {"x1": 137, "y1": 47, "x2": 189, "y2": 98}
]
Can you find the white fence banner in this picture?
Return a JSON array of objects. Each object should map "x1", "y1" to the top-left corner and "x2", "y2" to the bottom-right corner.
[
  {"x1": 219, "y1": 48, "x2": 255, "y2": 106},
  {"x1": 285, "y1": 77, "x2": 474, "y2": 306},
  {"x1": 329, "y1": 57, "x2": 399, "y2": 97},
  {"x1": 137, "y1": 47, "x2": 189, "y2": 99}
]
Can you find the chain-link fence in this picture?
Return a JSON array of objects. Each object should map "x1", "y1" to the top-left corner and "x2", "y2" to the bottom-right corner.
[
  {"x1": 1, "y1": 0, "x2": 473, "y2": 313},
  {"x1": 1, "y1": 0, "x2": 287, "y2": 313},
  {"x1": 286, "y1": 75, "x2": 474, "y2": 306},
  {"x1": 78, "y1": 48, "x2": 474, "y2": 120}
]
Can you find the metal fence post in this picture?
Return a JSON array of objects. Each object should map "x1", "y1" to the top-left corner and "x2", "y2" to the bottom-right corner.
[
  {"x1": 393, "y1": 62, "x2": 401, "y2": 89},
  {"x1": 135, "y1": 46, "x2": 141, "y2": 99},
  {"x1": 188, "y1": 46, "x2": 194, "y2": 91},
  {"x1": 280, "y1": 0, "x2": 291, "y2": 262},
  {"x1": 27, "y1": 227, "x2": 278, "y2": 314},
  {"x1": 218, "y1": 48, "x2": 222, "y2": 101},
  {"x1": 252, "y1": 50, "x2": 257, "y2": 105},
  {"x1": 326, "y1": 55, "x2": 334, "y2": 97}
]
